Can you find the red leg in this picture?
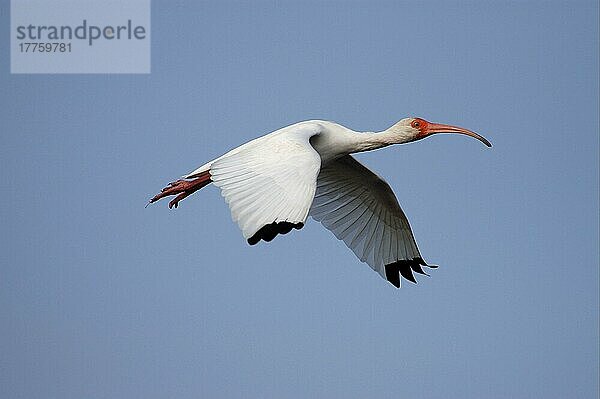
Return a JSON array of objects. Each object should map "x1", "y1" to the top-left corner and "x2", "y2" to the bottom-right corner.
[{"x1": 148, "y1": 172, "x2": 211, "y2": 209}]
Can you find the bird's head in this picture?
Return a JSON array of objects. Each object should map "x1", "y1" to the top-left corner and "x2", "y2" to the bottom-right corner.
[{"x1": 396, "y1": 117, "x2": 491, "y2": 147}]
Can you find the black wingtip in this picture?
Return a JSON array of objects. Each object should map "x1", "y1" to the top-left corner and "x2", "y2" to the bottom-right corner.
[
  {"x1": 385, "y1": 257, "x2": 436, "y2": 287},
  {"x1": 247, "y1": 222, "x2": 304, "y2": 245},
  {"x1": 384, "y1": 263, "x2": 402, "y2": 288},
  {"x1": 410, "y1": 263, "x2": 429, "y2": 276},
  {"x1": 399, "y1": 266, "x2": 417, "y2": 284}
]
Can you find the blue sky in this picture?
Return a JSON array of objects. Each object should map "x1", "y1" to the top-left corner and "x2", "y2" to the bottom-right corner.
[{"x1": 1, "y1": 1, "x2": 598, "y2": 398}]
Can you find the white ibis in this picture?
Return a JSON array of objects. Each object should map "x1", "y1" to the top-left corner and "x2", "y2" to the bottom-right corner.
[{"x1": 149, "y1": 118, "x2": 491, "y2": 287}]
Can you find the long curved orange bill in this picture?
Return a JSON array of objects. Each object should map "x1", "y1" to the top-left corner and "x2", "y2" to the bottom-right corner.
[{"x1": 426, "y1": 123, "x2": 492, "y2": 147}]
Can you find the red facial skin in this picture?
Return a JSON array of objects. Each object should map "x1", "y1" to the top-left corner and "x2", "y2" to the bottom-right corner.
[{"x1": 411, "y1": 118, "x2": 430, "y2": 138}]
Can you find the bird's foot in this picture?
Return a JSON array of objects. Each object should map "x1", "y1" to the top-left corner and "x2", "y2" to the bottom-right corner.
[{"x1": 147, "y1": 175, "x2": 211, "y2": 209}]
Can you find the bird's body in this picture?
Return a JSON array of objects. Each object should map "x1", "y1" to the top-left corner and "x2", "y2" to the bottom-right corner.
[
  {"x1": 185, "y1": 120, "x2": 371, "y2": 177},
  {"x1": 150, "y1": 117, "x2": 490, "y2": 287}
]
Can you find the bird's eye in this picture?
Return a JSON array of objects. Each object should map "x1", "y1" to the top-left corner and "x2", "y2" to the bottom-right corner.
[{"x1": 412, "y1": 121, "x2": 420, "y2": 128}]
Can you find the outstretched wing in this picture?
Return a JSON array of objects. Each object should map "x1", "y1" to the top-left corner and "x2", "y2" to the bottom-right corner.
[
  {"x1": 310, "y1": 155, "x2": 436, "y2": 287},
  {"x1": 210, "y1": 123, "x2": 322, "y2": 245}
]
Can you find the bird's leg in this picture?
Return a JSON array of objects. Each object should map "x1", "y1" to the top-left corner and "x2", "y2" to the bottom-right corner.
[{"x1": 148, "y1": 174, "x2": 211, "y2": 209}]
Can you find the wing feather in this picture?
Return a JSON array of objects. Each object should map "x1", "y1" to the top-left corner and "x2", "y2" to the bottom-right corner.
[
  {"x1": 310, "y1": 155, "x2": 435, "y2": 287},
  {"x1": 210, "y1": 123, "x2": 323, "y2": 243}
]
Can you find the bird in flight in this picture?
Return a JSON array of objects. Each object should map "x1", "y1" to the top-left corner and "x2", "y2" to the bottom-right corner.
[{"x1": 149, "y1": 117, "x2": 491, "y2": 287}]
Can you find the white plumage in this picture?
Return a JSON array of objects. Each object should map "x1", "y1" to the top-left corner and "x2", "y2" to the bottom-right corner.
[
  {"x1": 210, "y1": 124, "x2": 321, "y2": 240},
  {"x1": 150, "y1": 117, "x2": 490, "y2": 287}
]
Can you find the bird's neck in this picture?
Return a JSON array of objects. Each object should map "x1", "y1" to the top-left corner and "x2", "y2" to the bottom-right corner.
[{"x1": 351, "y1": 126, "x2": 414, "y2": 153}]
